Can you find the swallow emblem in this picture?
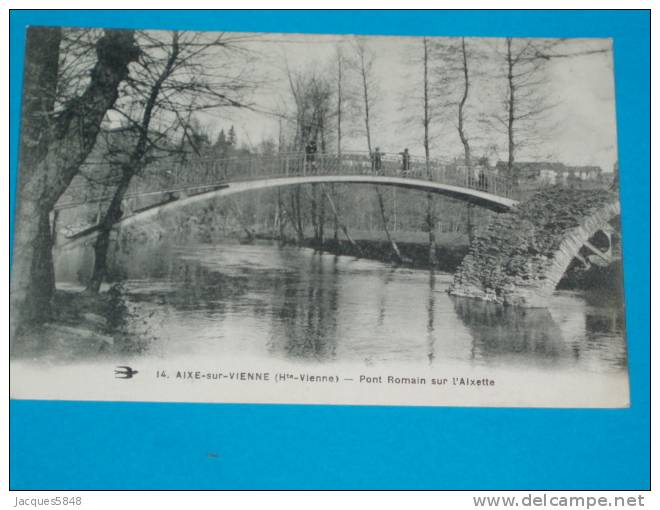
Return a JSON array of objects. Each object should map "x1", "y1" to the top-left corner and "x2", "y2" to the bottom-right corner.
[{"x1": 115, "y1": 366, "x2": 138, "y2": 379}]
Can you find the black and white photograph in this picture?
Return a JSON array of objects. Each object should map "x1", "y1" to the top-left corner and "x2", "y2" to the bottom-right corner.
[{"x1": 10, "y1": 26, "x2": 628, "y2": 407}]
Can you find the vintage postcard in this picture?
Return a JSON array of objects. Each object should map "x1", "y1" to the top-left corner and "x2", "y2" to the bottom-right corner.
[{"x1": 10, "y1": 27, "x2": 628, "y2": 407}]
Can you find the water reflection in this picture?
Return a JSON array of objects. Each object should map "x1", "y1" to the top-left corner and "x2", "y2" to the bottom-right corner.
[
  {"x1": 452, "y1": 297, "x2": 568, "y2": 367},
  {"x1": 427, "y1": 271, "x2": 436, "y2": 365},
  {"x1": 53, "y1": 240, "x2": 627, "y2": 373},
  {"x1": 268, "y1": 252, "x2": 340, "y2": 361}
]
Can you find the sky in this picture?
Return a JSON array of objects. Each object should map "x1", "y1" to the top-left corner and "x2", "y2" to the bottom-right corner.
[{"x1": 193, "y1": 32, "x2": 618, "y2": 172}]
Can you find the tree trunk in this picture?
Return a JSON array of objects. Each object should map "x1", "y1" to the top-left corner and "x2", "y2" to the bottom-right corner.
[
  {"x1": 296, "y1": 188, "x2": 304, "y2": 243},
  {"x1": 458, "y1": 37, "x2": 471, "y2": 165},
  {"x1": 506, "y1": 38, "x2": 515, "y2": 180},
  {"x1": 11, "y1": 29, "x2": 138, "y2": 351},
  {"x1": 87, "y1": 172, "x2": 132, "y2": 293},
  {"x1": 323, "y1": 187, "x2": 360, "y2": 252},
  {"x1": 12, "y1": 205, "x2": 56, "y2": 326},
  {"x1": 318, "y1": 187, "x2": 325, "y2": 247},
  {"x1": 331, "y1": 184, "x2": 339, "y2": 242},
  {"x1": 337, "y1": 48, "x2": 342, "y2": 158},
  {"x1": 358, "y1": 43, "x2": 397, "y2": 260},
  {"x1": 376, "y1": 189, "x2": 402, "y2": 263},
  {"x1": 289, "y1": 189, "x2": 304, "y2": 243},
  {"x1": 311, "y1": 185, "x2": 318, "y2": 245},
  {"x1": 459, "y1": 38, "x2": 474, "y2": 246},
  {"x1": 11, "y1": 205, "x2": 65, "y2": 336},
  {"x1": 334, "y1": 50, "x2": 342, "y2": 244},
  {"x1": 18, "y1": 27, "x2": 62, "y2": 182},
  {"x1": 426, "y1": 195, "x2": 436, "y2": 265},
  {"x1": 467, "y1": 203, "x2": 474, "y2": 244},
  {"x1": 422, "y1": 38, "x2": 437, "y2": 266},
  {"x1": 87, "y1": 32, "x2": 179, "y2": 293},
  {"x1": 359, "y1": 51, "x2": 372, "y2": 156},
  {"x1": 277, "y1": 188, "x2": 286, "y2": 241},
  {"x1": 11, "y1": 27, "x2": 62, "y2": 341},
  {"x1": 392, "y1": 189, "x2": 397, "y2": 232}
]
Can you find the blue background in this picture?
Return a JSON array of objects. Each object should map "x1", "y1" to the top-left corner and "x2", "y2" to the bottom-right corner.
[{"x1": 9, "y1": 10, "x2": 650, "y2": 489}]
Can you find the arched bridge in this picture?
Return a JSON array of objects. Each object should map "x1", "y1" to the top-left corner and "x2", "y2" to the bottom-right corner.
[
  {"x1": 53, "y1": 151, "x2": 620, "y2": 308},
  {"x1": 54, "y1": 151, "x2": 518, "y2": 248}
]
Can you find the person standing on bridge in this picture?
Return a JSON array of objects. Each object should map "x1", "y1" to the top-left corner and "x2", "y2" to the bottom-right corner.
[
  {"x1": 305, "y1": 139, "x2": 317, "y2": 173},
  {"x1": 372, "y1": 147, "x2": 383, "y2": 174},
  {"x1": 478, "y1": 167, "x2": 488, "y2": 191},
  {"x1": 400, "y1": 148, "x2": 410, "y2": 175}
]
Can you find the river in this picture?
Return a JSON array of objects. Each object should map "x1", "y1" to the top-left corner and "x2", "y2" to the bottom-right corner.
[{"x1": 54, "y1": 239, "x2": 628, "y2": 375}]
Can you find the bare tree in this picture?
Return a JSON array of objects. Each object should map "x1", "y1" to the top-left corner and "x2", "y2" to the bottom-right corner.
[
  {"x1": 283, "y1": 64, "x2": 334, "y2": 246},
  {"x1": 429, "y1": 37, "x2": 482, "y2": 245},
  {"x1": 332, "y1": 46, "x2": 344, "y2": 243},
  {"x1": 11, "y1": 28, "x2": 138, "y2": 348},
  {"x1": 497, "y1": 38, "x2": 560, "y2": 178},
  {"x1": 422, "y1": 37, "x2": 437, "y2": 265},
  {"x1": 87, "y1": 30, "x2": 254, "y2": 292},
  {"x1": 336, "y1": 45, "x2": 344, "y2": 158},
  {"x1": 283, "y1": 64, "x2": 310, "y2": 243},
  {"x1": 351, "y1": 37, "x2": 402, "y2": 262},
  {"x1": 484, "y1": 38, "x2": 610, "y2": 179},
  {"x1": 457, "y1": 38, "x2": 471, "y2": 164},
  {"x1": 309, "y1": 75, "x2": 332, "y2": 246},
  {"x1": 353, "y1": 39, "x2": 374, "y2": 155}
]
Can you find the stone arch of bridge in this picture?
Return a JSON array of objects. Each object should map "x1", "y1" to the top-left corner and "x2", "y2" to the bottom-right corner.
[
  {"x1": 537, "y1": 201, "x2": 621, "y2": 297},
  {"x1": 449, "y1": 195, "x2": 621, "y2": 308}
]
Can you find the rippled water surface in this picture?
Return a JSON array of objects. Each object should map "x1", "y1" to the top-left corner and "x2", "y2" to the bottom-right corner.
[{"x1": 55, "y1": 240, "x2": 627, "y2": 373}]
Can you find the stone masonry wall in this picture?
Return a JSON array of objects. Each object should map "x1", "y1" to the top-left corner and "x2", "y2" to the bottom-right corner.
[{"x1": 449, "y1": 187, "x2": 619, "y2": 307}]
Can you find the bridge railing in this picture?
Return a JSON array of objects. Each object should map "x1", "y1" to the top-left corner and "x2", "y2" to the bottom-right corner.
[
  {"x1": 132, "y1": 151, "x2": 516, "y2": 196},
  {"x1": 57, "y1": 151, "x2": 517, "y2": 209}
]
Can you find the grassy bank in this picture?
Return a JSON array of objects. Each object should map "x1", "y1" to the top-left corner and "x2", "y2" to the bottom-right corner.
[{"x1": 11, "y1": 286, "x2": 147, "y2": 361}]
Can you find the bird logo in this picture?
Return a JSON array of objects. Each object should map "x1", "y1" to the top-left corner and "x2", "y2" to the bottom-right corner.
[{"x1": 114, "y1": 366, "x2": 139, "y2": 379}]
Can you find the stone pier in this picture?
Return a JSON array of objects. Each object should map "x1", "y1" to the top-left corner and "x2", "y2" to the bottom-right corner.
[{"x1": 449, "y1": 187, "x2": 620, "y2": 307}]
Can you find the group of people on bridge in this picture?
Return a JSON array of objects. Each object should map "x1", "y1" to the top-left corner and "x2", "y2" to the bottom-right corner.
[
  {"x1": 303, "y1": 139, "x2": 491, "y2": 192},
  {"x1": 368, "y1": 147, "x2": 411, "y2": 175},
  {"x1": 304, "y1": 140, "x2": 413, "y2": 175}
]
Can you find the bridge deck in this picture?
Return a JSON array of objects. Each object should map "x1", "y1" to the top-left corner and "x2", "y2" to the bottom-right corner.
[
  {"x1": 56, "y1": 151, "x2": 517, "y2": 210},
  {"x1": 53, "y1": 151, "x2": 520, "y2": 247}
]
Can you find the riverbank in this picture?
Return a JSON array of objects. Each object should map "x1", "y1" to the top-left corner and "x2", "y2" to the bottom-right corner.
[
  {"x1": 254, "y1": 232, "x2": 622, "y2": 290},
  {"x1": 11, "y1": 286, "x2": 142, "y2": 361},
  {"x1": 255, "y1": 232, "x2": 469, "y2": 273},
  {"x1": 305, "y1": 238, "x2": 469, "y2": 272}
]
